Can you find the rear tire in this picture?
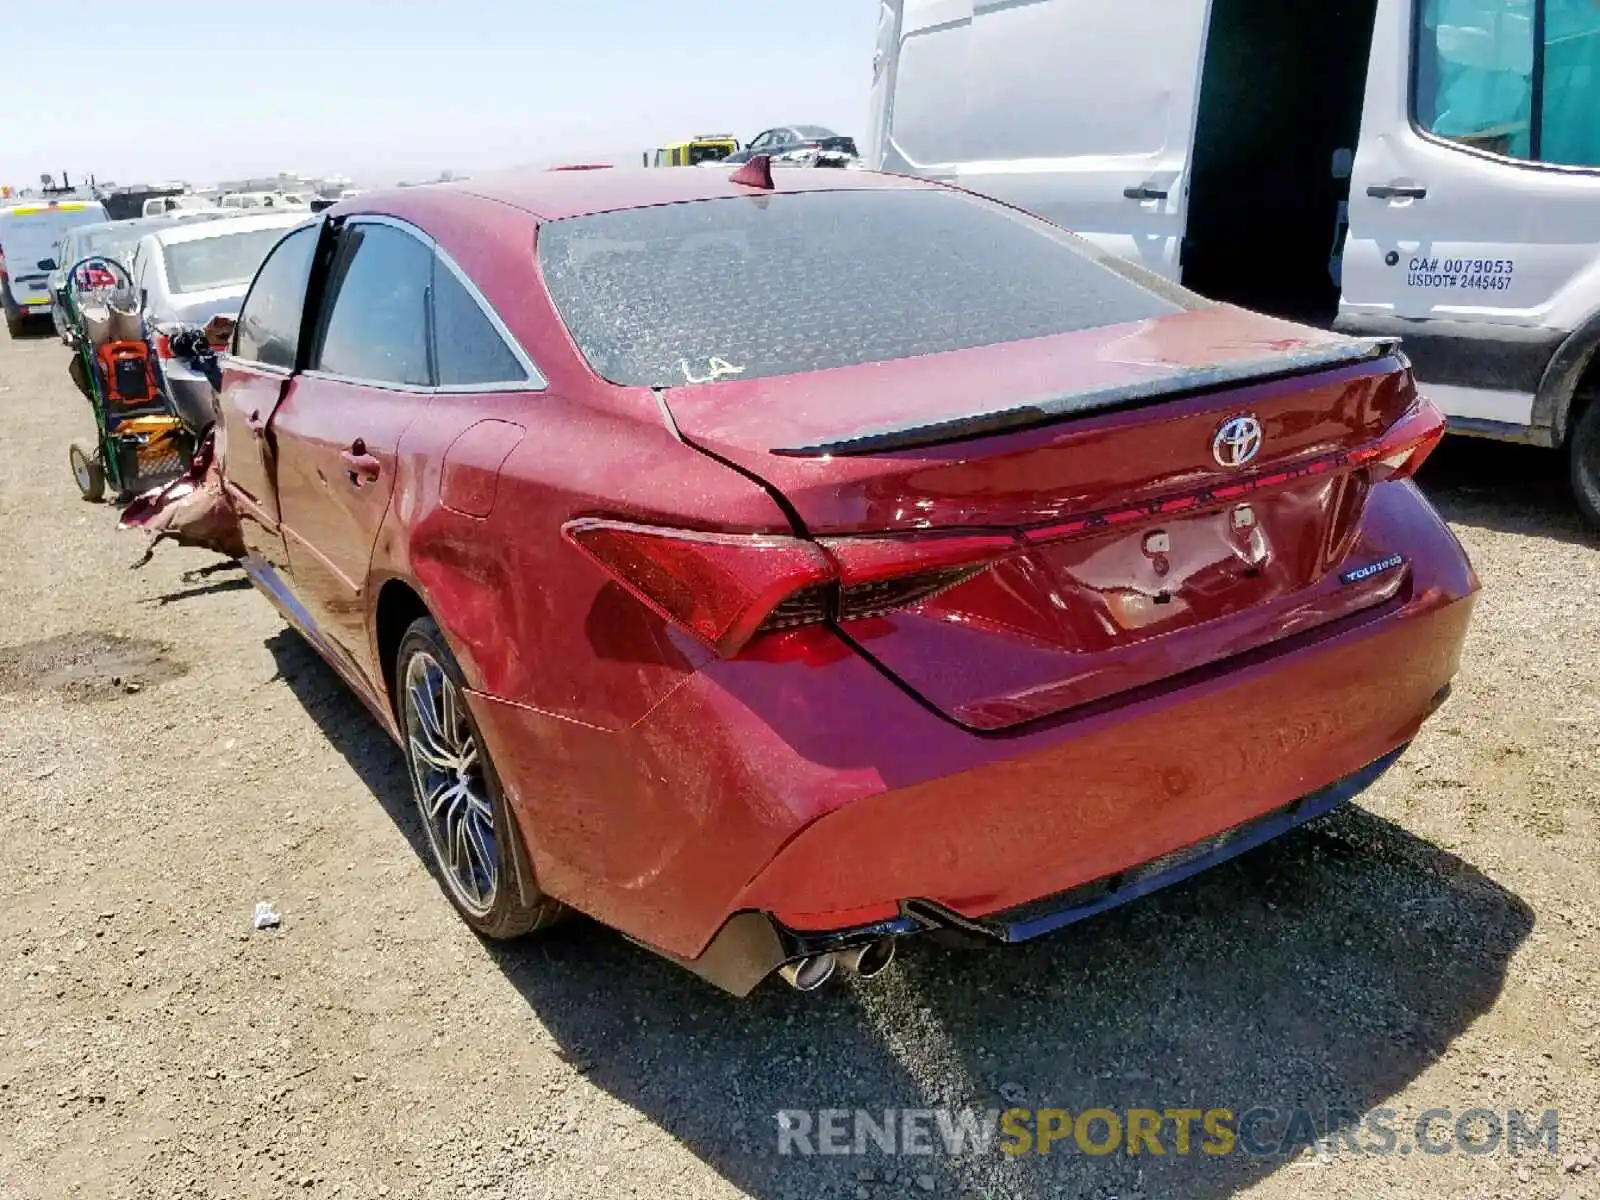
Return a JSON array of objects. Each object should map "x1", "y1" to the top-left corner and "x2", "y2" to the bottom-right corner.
[
  {"x1": 395, "y1": 616, "x2": 566, "y2": 939},
  {"x1": 1570, "y1": 398, "x2": 1600, "y2": 533},
  {"x1": 69, "y1": 443, "x2": 105, "y2": 502},
  {"x1": 3, "y1": 291, "x2": 23, "y2": 339}
]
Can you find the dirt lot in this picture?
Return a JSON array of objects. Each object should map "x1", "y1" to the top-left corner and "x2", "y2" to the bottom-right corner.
[{"x1": 0, "y1": 326, "x2": 1597, "y2": 1200}]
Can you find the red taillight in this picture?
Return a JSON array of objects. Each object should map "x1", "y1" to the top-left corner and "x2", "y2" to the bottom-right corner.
[
  {"x1": 561, "y1": 520, "x2": 1013, "y2": 656},
  {"x1": 562, "y1": 520, "x2": 833, "y2": 656},
  {"x1": 823, "y1": 533, "x2": 1018, "y2": 622},
  {"x1": 153, "y1": 332, "x2": 174, "y2": 359},
  {"x1": 1353, "y1": 397, "x2": 1447, "y2": 482}
]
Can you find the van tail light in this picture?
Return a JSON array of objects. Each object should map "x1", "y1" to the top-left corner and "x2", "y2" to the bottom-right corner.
[
  {"x1": 1352, "y1": 397, "x2": 1447, "y2": 482},
  {"x1": 561, "y1": 520, "x2": 1013, "y2": 656}
]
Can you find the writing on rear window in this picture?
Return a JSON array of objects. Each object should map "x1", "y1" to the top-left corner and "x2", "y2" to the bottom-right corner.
[
  {"x1": 680, "y1": 356, "x2": 746, "y2": 385},
  {"x1": 1406, "y1": 258, "x2": 1515, "y2": 292}
]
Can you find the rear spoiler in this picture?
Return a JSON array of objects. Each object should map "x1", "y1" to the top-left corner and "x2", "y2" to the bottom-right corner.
[{"x1": 771, "y1": 337, "x2": 1404, "y2": 458}]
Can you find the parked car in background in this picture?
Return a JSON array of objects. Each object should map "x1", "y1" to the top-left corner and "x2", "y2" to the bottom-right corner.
[
  {"x1": 720, "y1": 125, "x2": 859, "y2": 166},
  {"x1": 130, "y1": 212, "x2": 305, "y2": 428},
  {"x1": 0, "y1": 198, "x2": 108, "y2": 336},
  {"x1": 47, "y1": 210, "x2": 230, "y2": 339},
  {"x1": 168, "y1": 167, "x2": 1475, "y2": 997},
  {"x1": 648, "y1": 135, "x2": 740, "y2": 167},
  {"x1": 219, "y1": 191, "x2": 310, "y2": 212},
  {"x1": 141, "y1": 194, "x2": 218, "y2": 217}
]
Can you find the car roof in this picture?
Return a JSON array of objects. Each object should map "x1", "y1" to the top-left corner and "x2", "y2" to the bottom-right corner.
[
  {"x1": 70, "y1": 213, "x2": 213, "y2": 239},
  {"x1": 147, "y1": 211, "x2": 308, "y2": 245},
  {"x1": 354, "y1": 166, "x2": 933, "y2": 223}
]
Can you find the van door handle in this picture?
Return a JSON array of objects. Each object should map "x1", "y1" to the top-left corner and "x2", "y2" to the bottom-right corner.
[
  {"x1": 1123, "y1": 185, "x2": 1169, "y2": 201},
  {"x1": 1367, "y1": 184, "x2": 1428, "y2": 200},
  {"x1": 340, "y1": 441, "x2": 381, "y2": 484},
  {"x1": 246, "y1": 409, "x2": 266, "y2": 434}
]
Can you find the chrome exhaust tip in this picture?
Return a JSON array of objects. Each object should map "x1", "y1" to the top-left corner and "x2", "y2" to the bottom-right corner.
[
  {"x1": 839, "y1": 939, "x2": 896, "y2": 979},
  {"x1": 777, "y1": 953, "x2": 838, "y2": 992}
]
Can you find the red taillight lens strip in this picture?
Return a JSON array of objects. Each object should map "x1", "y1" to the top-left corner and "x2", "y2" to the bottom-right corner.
[
  {"x1": 1026, "y1": 400, "x2": 1446, "y2": 546},
  {"x1": 820, "y1": 532, "x2": 1019, "y2": 584},
  {"x1": 561, "y1": 403, "x2": 1442, "y2": 656},
  {"x1": 1353, "y1": 395, "x2": 1447, "y2": 481}
]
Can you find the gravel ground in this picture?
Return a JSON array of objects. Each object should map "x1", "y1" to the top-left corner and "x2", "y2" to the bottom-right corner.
[{"x1": 0, "y1": 326, "x2": 1597, "y2": 1200}]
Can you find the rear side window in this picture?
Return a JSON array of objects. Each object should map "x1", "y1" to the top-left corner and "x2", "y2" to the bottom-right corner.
[
  {"x1": 537, "y1": 188, "x2": 1190, "y2": 388},
  {"x1": 313, "y1": 223, "x2": 433, "y2": 387},
  {"x1": 431, "y1": 256, "x2": 529, "y2": 386},
  {"x1": 234, "y1": 225, "x2": 318, "y2": 369}
]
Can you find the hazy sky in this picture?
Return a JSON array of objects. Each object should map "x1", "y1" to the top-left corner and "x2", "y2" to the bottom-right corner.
[{"x1": 4, "y1": 0, "x2": 878, "y2": 189}]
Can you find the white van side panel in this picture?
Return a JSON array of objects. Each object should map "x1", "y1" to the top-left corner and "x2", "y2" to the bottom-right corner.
[
  {"x1": 865, "y1": 0, "x2": 905, "y2": 169},
  {"x1": 1341, "y1": 0, "x2": 1600, "y2": 438},
  {"x1": 1345, "y1": 0, "x2": 1600, "y2": 332},
  {"x1": 874, "y1": 0, "x2": 1214, "y2": 279}
]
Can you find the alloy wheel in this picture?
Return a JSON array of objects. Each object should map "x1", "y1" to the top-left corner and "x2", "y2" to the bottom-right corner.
[{"x1": 402, "y1": 650, "x2": 498, "y2": 916}]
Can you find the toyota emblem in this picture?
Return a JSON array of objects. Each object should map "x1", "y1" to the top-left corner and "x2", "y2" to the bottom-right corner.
[{"x1": 1212, "y1": 416, "x2": 1263, "y2": 469}]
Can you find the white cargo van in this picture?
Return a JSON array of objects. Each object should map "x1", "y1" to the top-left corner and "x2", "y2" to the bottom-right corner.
[
  {"x1": 868, "y1": 0, "x2": 1600, "y2": 524},
  {"x1": 0, "y1": 198, "x2": 110, "y2": 336}
]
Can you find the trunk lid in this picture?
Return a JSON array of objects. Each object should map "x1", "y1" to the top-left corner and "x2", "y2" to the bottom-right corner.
[{"x1": 663, "y1": 306, "x2": 1423, "y2": 729}]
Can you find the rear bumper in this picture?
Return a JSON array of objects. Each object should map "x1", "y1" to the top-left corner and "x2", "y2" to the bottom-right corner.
[
  {"x1": 674, "y1": 742, "x2": 1413, "y2": 996},
  {"x1": 468, "y1": 482, "x2": 1476, "y2": 983},
  {"x1": 722, "y1": 590, "x2": 1471, "y2": 934}
]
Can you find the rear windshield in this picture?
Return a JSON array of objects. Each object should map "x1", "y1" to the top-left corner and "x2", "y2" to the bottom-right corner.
[
  {"x1": 537, "y1": 188, "x2": 1193, "y2": 388},
  {"x1": 162, "y1": 228, "x2": 289, "y2": 293},
  {"x1": 74, "y1": 225, "x2": 146, "y2": 263}
]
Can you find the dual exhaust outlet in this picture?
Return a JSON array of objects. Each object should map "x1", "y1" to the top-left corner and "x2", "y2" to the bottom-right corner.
[{"x1": 777, "y1": 939, "x2": 896, "y2": 991}]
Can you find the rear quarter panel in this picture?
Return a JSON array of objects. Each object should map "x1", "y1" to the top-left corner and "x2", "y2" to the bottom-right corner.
[{"x1": 372, "y1": 386, "x2": 795, "y2": 731}]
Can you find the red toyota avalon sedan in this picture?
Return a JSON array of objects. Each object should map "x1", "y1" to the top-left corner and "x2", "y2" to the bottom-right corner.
[{"x1": 207, "y1": 163, "x2": 1476, "y2": 995}]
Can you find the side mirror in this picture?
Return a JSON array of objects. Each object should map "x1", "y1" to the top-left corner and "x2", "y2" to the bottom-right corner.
[
  {"x1": 203, "y1": 313, "x2": 237, "y2": 350},
  {"x1": 37, "y1": 257, "x2": 56, "y2": 271}
]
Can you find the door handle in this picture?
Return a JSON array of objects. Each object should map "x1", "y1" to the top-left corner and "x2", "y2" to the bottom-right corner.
[
  {"x1": 1123, "y1": 185, "x2": 1169, "y2": 202},
  {"x1": 340, "y1": 441, "x2": 381, "y2": 484},
  {"x1": 246, "y1": 409, "x2": 265, "y2": 434},
  {"x1": 1367, "y1": 184, "x2": 1428, "y2": 200}
]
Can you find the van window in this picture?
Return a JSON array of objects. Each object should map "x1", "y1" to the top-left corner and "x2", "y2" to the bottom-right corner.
[
  {"x1": 1542, "y1": 0, "x2": 1600, "y2": 166},
  {"x1": 1416, "y1": 0, "x2": 1600, "y2": 167}
]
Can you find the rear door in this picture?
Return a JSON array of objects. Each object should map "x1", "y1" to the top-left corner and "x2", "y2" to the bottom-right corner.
[
  {"x1": 876, "y1": 0, "x2": 1215, "y2": 279},
  {"x1": 1340, "y1": 0, "x2": 1600, "y2": 430},
  {"x1": 270, "y1": 218, "x2": 436, "y2": 679}
]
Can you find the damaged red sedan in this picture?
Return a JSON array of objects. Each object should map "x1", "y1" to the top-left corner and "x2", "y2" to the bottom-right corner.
[{"x1": 200, "y1": 165, "x2": 1475, "y2": 994}]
